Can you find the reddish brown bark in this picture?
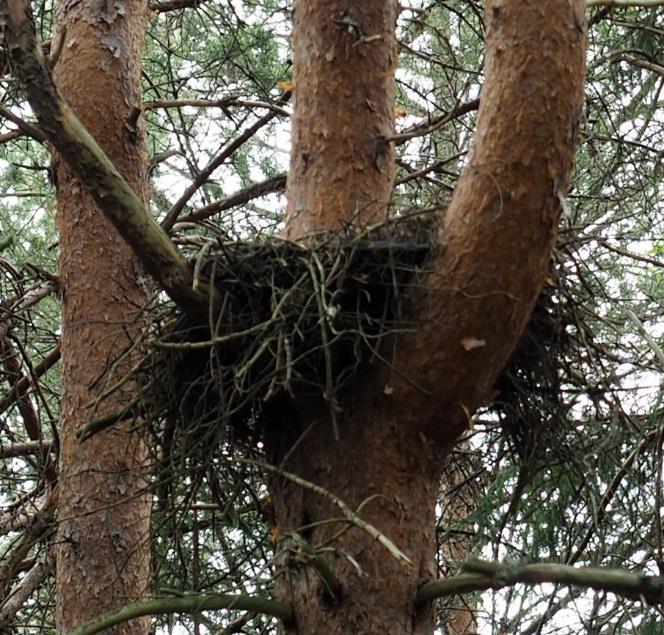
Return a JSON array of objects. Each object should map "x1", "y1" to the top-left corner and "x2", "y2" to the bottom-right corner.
[
  {"x1": 284, "y1": 0, "x2": 398, "y2": 236},
  {"x1": 270, "y1": 1, "x2": 586, "y2": 634},
  {"x1": 52, "y1": 2, "x2": 151, "y2": 633}
]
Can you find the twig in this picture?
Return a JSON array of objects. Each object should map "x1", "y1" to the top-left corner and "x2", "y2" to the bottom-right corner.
[
  {"x1": 160, "y1": 92, "x2": 291, "y2": 231},
  {"x1": 241, "y1": 459, "x2": 413, "y2": 568}
]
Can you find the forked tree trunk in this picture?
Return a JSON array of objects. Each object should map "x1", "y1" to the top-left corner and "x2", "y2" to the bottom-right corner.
[
  {"x1": 269, "y1": 1, "x2": 585, "y2": 634},
  {"x1": 52, "y1": 2, "x2": 151, "y2": 633}
]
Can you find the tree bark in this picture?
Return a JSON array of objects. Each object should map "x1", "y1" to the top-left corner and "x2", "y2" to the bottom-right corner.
[
  {"x1": 52, "y1": 2, "x2": 151, "y2": 633},
  {"x1": 284, "y1": 0, "x2": 398, "y2": 236},
  {"x1": 269, "y1": 1, "x2": 586, "y2": 634}
]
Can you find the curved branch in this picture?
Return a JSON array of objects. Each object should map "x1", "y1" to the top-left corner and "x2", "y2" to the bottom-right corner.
[
  {"x1": 66, "y1": 593, "x2": 293, "y2": 635},
  {"x1": 382, "y1": 0, "x2": 588, "y2": 440},
  {"x1": 417, "y1": 559, "x2": 664, "y2": 606}
]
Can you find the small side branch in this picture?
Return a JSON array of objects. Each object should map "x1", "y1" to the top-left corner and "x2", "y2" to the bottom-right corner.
[{"x1": 244, "y1": 459, "x2": 413, "y2": 568}]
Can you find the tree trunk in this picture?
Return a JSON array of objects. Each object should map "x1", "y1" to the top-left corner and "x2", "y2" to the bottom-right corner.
[
  {"x1": 53, "y1": 2, "x2": 151, "y2": 633},
  {"x1": 284, "y1": 0, "x2": 398, "y2": 236},
  {"x1": 269, "y1": 1, "x2": 585, "y2": 634}
]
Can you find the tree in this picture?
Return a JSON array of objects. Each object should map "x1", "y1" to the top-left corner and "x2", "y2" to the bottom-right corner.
[
  {"x1": 50, "y1": 2, "x2": 151, "y2": 632},
  {"x1": 0, "y1": 0, "x2": 663, "y2": 633}
]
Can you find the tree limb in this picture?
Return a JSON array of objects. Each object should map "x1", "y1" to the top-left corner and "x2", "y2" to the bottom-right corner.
[
  {"x1": 175, "y1": 174, "x2": 287, "y2": 227},
  {"x1": 149, "y1": 0, "x2": 213, "y2": 12},
  {"x1": 0, "y1": 552, "x2": 52, "y2": 628},
  {"x1": 0, "y1": 440, "x2": 53, "y2": 459},
  {"x1": 65, "y1": 557, "x2": 664, "y2": 634},
  {"x1": 0, "y1": 0, "x2": 209, "y2": 322},
  {"x1": 416, "y1": 559, "x2": 664, "y2": 606},
  {"x1": 66, "y1": 593, "x2": 293, "y2": 635},
  {"x1": 587, "y1": 0, "x2": 664, "y2": 6}
]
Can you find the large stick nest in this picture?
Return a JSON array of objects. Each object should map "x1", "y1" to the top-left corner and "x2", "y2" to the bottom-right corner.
[
  {"x1": 139, "y1": 219, "x2": 435, "y2": 473},
  {"x1": 85, "y1": 217, "x2": 587, "y2": 491}
]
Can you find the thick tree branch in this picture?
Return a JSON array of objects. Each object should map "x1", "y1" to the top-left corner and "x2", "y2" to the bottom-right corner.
[
  {"x1": 379, "y1": 0, "x2": 588, "y2": 441},
  {"x1": 66, "y1": 593, "x2": 293, "y2": 635},
  {"x1": 0, "y1": 440, "x2": 53, "y2": 459},
  {"x1": 64, "y1": 557, "x2": 664, "y2": 634},
  {"x1": 417, "y1": 559, "x2": 664, "y2": 606},
  {"x1": 587, "y1": 0, "x2": 664, "y2": 6},
  {"x1": 0, "y1": 0, "x2": 208, "y2": 322}
]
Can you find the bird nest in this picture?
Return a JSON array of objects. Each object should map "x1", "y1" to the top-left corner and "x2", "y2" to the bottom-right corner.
[
  {"x1": 81, "y1": 217, "x2": 585, "y2": 484},
  {"x1": 134, "y1": 219, "x2": 435, "y2": 472}
]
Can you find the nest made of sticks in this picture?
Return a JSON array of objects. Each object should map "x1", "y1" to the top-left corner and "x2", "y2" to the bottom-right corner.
[
  {"x1": 139, "y1": 219, "x2": 435, "y2": 472},
  {"x1": 488, "y1": 260, "x2": 586, "y2": 472}
]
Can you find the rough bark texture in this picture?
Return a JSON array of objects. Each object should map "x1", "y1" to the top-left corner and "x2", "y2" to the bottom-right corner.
[
  {"x1": 284, "y1": 0, "x2": 398, "y2": 236},
  {"x1": 385, "y1": 0, "x2": 587, "y2": 440},
  {"x1": 268, "y1": 405, "x2": 441, "y2": 635},
  {"x1": 53, "y1": 2, "x2": 151, "y2": 633},
  {"x1": 270, "y1": 1, "x2": 586, "y2": 634}
]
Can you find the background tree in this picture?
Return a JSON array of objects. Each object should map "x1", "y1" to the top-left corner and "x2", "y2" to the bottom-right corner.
[{"x1": 0, "y1": 1, "x2": 662, "y2": 634}]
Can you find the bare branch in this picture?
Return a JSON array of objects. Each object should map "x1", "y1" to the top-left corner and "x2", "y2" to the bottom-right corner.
[
  {"x1": 144, "y1": 97, "x2": 290, "y2": 118},
  {"x1": 176, "y1": 174, "x2": 287, "y2": 227},
  {"x1": 0, "y1": 104, "x2": 45, "y2": 143},
  {"x1": 243, "y1": 459, "x2": 414, "y2": 568},
  {"x1": 160, "y1": 92, "x2": 290, "y2": 231},
  {"x1": 67, "y1": 593, "x2": 293, "y2": 635},
  {"x1": 0, "y1": 552, "x2": 52, "y2": 628},
  {"x1": 417, "y1": 559, "x2": 664, "y2": 606},
  {"x1": 0, "y1": 440, "x2": 53, "y2": 459},
  {"x1": 0, "y1": 492, "x2": 49, "y2": 535},
  {"x1": 149, "y1": 0, "x2": 213, "y2": 12},
  {"x1": 587, "y1": 0, "x2": 664, "y2": 7}
]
